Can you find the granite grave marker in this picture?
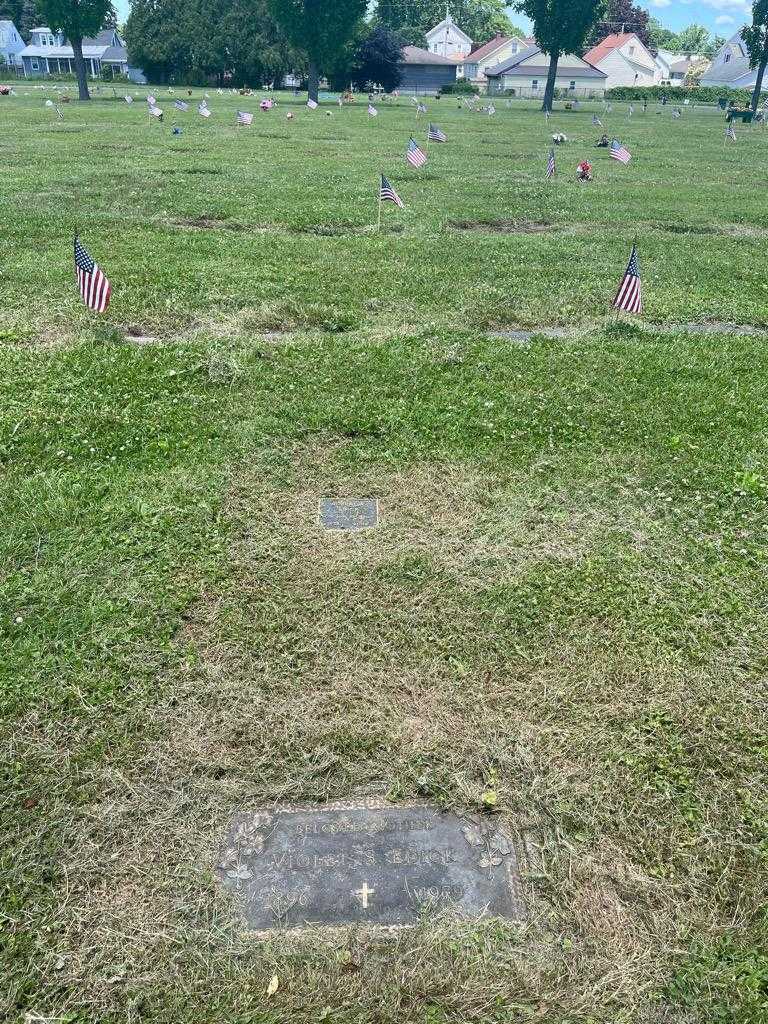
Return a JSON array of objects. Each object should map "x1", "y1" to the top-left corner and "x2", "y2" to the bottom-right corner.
[{"x1": 217, "y1": 801, "x2": 526, "y2": 932}]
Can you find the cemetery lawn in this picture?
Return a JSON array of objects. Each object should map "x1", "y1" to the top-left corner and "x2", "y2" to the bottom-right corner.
[{"x1": 2, "y1": 87, "x2": 768, "y2": 1024}]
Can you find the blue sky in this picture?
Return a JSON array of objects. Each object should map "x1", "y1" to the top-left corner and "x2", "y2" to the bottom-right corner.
[
  {"x1": 509, "y1": 2, "x2": 749, "y2": 38},
  {"x1": 112, "y1": 2, "x2": 747, "y2": 40}
]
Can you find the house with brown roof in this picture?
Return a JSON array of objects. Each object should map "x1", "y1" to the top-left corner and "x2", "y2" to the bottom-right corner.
[
  {"x1": 460, "y1": 33, "x2": 533, "y2": 88},
  {"x1": 583, "y1": 32, "x2": 658, "y2": 90},
  {"x1": 398, "y1": 46, "x2": 458, "y2": 95}
]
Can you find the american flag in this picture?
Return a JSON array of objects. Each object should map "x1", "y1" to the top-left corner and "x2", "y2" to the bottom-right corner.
[
  {"x1": 174, "y1": 99, "x2": 188, "y2": 111},
  {"x1": 487, "y1": 103, "x2": 496, "y2": 115},
  {"x1": 628, "y1": 104, "x2": 634, "y2": 116},
  {"x1": 725, "y1": 120, "x2": 736, "y2": 141},
  {"x1": 74, "y1": 236, "x2": 111, "y2": 313},
  {"x1": 612, "y1": 244, "x2": 642, "y2": 314},
  {"x1": 672, "y1": 108, "x2": 681, "y2": 119},
  {"x1": 307, "y1": 98, "x2": 318, "y2": 109},
  {"x1": 368, "y1": 103, "x2": 378, "y2": 116},
  {"x1": 546, "y1": 148, "x2": 556, "y2": 179},
  {"x1": 428, "y1": 122, "x2": 446, "y2": 142},
  {"x1": 592, "y1": 113, "x2": 602, "y2": 126},
  {"x1": 124, "y1": 95, "x2": 133, "y2": 104},
  {"x1": 416, "y1": 102, "x2": 427, "y2": 115},
  {"x1": 406, "y1": 137, "x2": 427, "y2": 167},
  {"x1": 149, "y1": 105, "x2": 163, "y2": 118},
  {"x1": 380, "y1": 174, "x2": 404, "y2": 208},
  {"x1": 198, "y1": 102, "x2": 211, "y2": 117},
  {"x1": 610, "y1": 138, "x2": 631, "y2": 163},
  {"x1": 237, "y1": 110, "x2": 253, "y2": 125},
  {"x1": 147, "y1": 95, "x2": 156, "y2": 105}
]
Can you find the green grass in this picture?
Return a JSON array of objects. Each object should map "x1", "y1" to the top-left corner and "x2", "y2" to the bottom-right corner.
[{"x1": 1, "y1": 86, "x2": 767, "y2": 1024}]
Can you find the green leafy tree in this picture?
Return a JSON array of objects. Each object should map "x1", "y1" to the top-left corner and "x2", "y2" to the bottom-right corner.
[
  {"x1": 675, "y1": 24, "x2": 711, "y2": 54},
  {"x1": 37, "y1": 0, "x2": 114, "y2": 99},
  {"x1": 125, "y1": 0, "x2": 193, "y2": 82},
  {"x1": 516, "y1": 0, "x2": 605, "y2": 112},
  {"x1": 743, "y1": 0, "x2": 768, "y2": 111},
  {"x1": 647, "y1": 16, "x2": 678, "y2": 51},
  {"x1": 586, "y1": 0, "x2": 650, "y2": 49},
  {"x1": 266, "y1": 0, "x2": 367, "y2": 103},
  {"x1": 330, "y1": 24, "x2": 404, "y2": 92},
  {"x1": 376, "y1": 0, "x2": 523, "y2": 46},
  {"x1": 0, "y1": 0, "x2": 40, "y2": 38}
]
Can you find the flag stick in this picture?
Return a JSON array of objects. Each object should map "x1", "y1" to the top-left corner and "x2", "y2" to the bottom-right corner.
[{"x1": 377, "y1": 176, "x2": 382, "y2": 232}]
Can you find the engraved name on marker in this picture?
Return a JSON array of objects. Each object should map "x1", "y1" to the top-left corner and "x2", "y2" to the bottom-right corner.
[
  {"x1": 217, "y1": 802, "x2": 526, "y2": 931},
  {"x1": 319, "y1": 498, "x2": 379, "y2": 531}
]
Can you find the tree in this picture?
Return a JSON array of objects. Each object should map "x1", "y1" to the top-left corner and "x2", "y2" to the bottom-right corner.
[
  {"x1": 647, "y1": 16, "x2": 678, "y2": 51},
  {"x1": 516, "y1": 0, "x2": 605, "y2": 112},
  {"x1": 0, "y1": 0, "x2": 39, "y2": 38},
  {"x1": 266, "y1": 0, "x2": 367, "y2": 103},
  {"x1": 37, "y1": 0, "x2": 114, "y2": 99},
  {"x1": 743, "y1": 0, "x2": 768, "y2": 111},
  {"x1": 675, "y1": 24, "x2": 711, "y2": 54},
  {"x1": 125, "y1": 0, "x2": 193, "y2": 82},
  {"x1": 586, "y1": 0, "x2": 650, "y2": 49},
  {"x1": 376, "y1": 0, "x2": 523, "y2": 46},
  {"x1": 331, "y1": 24, "x2": 404, "y2": 91}
]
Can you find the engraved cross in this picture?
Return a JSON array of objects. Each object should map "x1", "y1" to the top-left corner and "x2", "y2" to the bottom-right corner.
[{"x1": 353, "y1": 882, "x2": 375, "y2": 909}]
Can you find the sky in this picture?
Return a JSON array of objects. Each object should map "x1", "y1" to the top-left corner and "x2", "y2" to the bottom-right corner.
[
  {"x1": 508, "y1": 2, "x2": 748, "y2": 38},
  {"x1": 111, "y1": 2, "x2": 747, "y2": 40}
]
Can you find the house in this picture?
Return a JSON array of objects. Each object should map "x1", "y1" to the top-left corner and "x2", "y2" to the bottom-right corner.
[
  {"x1": 701, "y1": 31, "x2": 762, "y2": 91},
  {"x1": 485, "y1": 46, "x2": 607, "y2": 98},
  {"x1": 18, "y1": 26, "x2": 144, "y2": 81},
  {"x1": 460, "y1": 33, "x2": 533, "y2": 87},
  {"x1": 425, "y1": 12, "x2": 472, "y2": 60},
  {"x1": 655, "y1": 48, "x2": 707, "y2": 87},
  {"x1": 0, "y1": 19, "x2": 25, "y2": 68},
  {"x1": 583, "y1": 32, "x2": 658, "y2": 89},
  {"x1": 398, "y1": 45, "x2": 458, "y2": 95}
]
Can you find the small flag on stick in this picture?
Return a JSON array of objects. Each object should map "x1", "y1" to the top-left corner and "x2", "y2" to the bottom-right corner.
[
  {"x1": 379, "y1": 174, "x2": 404, "y2": 208},
  {"x1": 406, "y1": 137, "x2": 427, "y2": 167},
  {"x1": 174, "y1": 99, "x2": 188, "y2": 111},
  {"x1": 124, "y1": 95, "x2": 133, "y2": 104},
  {"x1": 592, "y1": 113, "x2": 602, "y2": 126},
  {"x1": 237, "y1": 110, "x2": 253, "y2": 125},
  {"x1": 725, "y1": 120, "x2": 736, "y2": 141},
  {"x1": 546, "y1": 148, "x2": 556, "y2": 179},
  {"x1": 74, "y1": 236, "x2": 111, "y2": 313},
  {"x1": 198, "y1": 102, "x2": 211, "y2": 117},
  {"x1": 612, "y1": 244, "x2": 642, "y2": 314},
  {"x1": 368, "y1": 103, "x2": 378, "y2": 116},
  {"x1": 307, "y1": 98, "x2": 318, "y2": 110},
  {"x1": 428, "y1": 122, "x2": 446, "y2": 142},
  {"x1": 610, "y1": 138, "x2": 631, "y2": 163}
]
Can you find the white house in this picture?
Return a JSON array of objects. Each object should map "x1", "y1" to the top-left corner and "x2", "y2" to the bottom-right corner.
[
  {"x1": 583, "y1": 32, "x2": 658, "y2": 89},
  {"x1": 460, "y1": 33, "x2": 534, "y2": 86},
  {"x1": 485, "y1": 46, "x2": 607, "y2": 98},
  {"x1": 18, "y1": 26, "x2": 144, "y2": 81},
  {"x1": 425, "y1": 12, "x2": 472, "y2": 60},
  {"x1": 655, "y1": 48, "x2": 708, "y2": 87},
  {"x1": 0, "y1": 18, "x2": 25, "y2": 68},
  {"x1": 701, "y1": 31, "x2": 762, "y2": 90}
]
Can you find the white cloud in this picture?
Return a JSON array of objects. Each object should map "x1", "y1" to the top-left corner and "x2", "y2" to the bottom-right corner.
[
  {"x1": 715, "y1": 14, "x2": 736, "y2": 23},
  {"x1": 648, "y1": 0, "x2": 671, "y2": 7}
]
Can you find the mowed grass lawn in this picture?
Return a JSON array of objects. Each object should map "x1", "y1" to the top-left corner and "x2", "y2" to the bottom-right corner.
[{"x1": 2, "y1": 85, "x2": 768, "y2": 1023}]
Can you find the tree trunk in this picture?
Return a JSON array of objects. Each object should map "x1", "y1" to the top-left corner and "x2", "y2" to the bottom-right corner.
[
  {"x1": 542, "y1": 52, "x2": 560, "y2": 112},
  {"x1": 308, "y1": 61, "x2": 319, "y2": 104},
  {"x1": 71, "y1": 36, "x2": 90, "y2": 101},
  {"x1": 750, "y1": 49, "x2": 768, "y2": 112}
]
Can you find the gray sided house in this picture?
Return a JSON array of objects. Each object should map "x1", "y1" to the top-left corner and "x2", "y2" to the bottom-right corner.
[
  {"x1": 701, "y1": 31, "x2": 763, "y2": 91},
  {"x1": 18, "y1": 26, "x2": 145, "y2": 82},
  {"x1": 485, "y1": 45, "x2": 607, "y2": 99},
  {"x1": 0, "y1": 19, "x2": 25, "y2": 68},
  {"x1": 398, "y1": 46, "x2": 458, "y2": 95}
]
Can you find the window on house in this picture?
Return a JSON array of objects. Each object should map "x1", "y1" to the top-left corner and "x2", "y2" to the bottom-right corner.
[
  {"x1": 724, "y1": 52, "x2": 731, "y2": 63},
  {"x1": 532, "y1": 79, "x2": 538, "y2": 90},
  {"x1": 629, "y1": 46, "x2": 635, "y2": 55},
  {"x1": 31, "y1": 58, "x2": 39, "y2": 70},
  {"x1": 569, "y1": 80, "x2": 576, "y2": 90}
]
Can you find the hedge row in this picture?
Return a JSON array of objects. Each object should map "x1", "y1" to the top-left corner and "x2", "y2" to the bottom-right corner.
[{"x1": 606, "y1": 84, "x2": 766, "y2": 105}]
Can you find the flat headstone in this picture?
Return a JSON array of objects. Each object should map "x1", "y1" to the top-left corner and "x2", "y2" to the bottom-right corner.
[
  {"x1": 319, "y1": 497, "x2": 378, "y2": 531},
  {"x1": 217, "y1": 802, "x2": 526, "y2": 932}
]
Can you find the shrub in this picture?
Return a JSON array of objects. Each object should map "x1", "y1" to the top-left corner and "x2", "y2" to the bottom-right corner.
[
  {"x1": 606, "y1": 84, "x2": 768, "y2": 104},
  {"x1": 440, "y1": 79, "x2": 479, "y2": 95}
]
